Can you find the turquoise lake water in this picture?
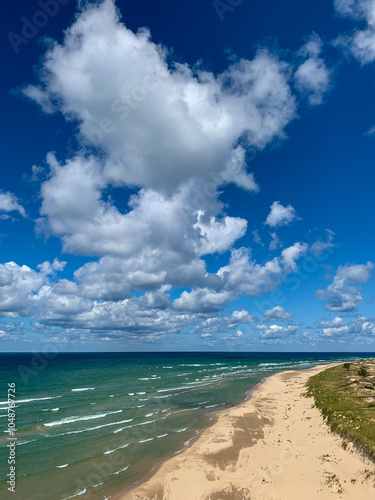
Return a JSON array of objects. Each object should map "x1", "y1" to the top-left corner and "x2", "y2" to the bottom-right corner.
[{"x1": 0, "y1": 352, "x2": 373, "y2": 500}]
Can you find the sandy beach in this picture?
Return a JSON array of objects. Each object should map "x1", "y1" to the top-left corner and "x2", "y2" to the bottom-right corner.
[{"x1": 115, "y1": 363, "x2": 375, "y2": 500}]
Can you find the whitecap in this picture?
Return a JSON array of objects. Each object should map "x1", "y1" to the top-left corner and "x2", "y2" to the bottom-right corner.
[
  {"x1": 16, "y1": 439, "x2": 37, "y2": 446},
  {"x1": 54, "y1": 418, "x2": 133, "y2": 436},
  {"x1": 112, "y1": 419, "x2": 157, "y2": 434},
  {"x1": 103, "y1": 442, "x2": 129, "y2": 454},
  {"x1": 44, "y1": 410, "x2": 122, "y2": 427},
  {"x1": 71, "y1": 388, "x2": 95, "y2": 392},
  {"x1": 61, "y1": 488, "x2": 86, "y2": 500},
  {"x1": 112, "y1": 464, "x2": 130, "y2": 475},
  {"x1": 0, "y1": 396, "x2": 61, "y2": 406}
]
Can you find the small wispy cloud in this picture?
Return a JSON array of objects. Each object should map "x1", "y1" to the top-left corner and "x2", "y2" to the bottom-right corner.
[{"x1": 364, "y1": 125, "x2": 375, "y2": 136}]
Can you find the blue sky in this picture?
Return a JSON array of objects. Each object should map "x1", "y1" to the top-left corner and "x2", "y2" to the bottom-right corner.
[{"x1": 0, "y1": 0, "x2": 374, "y2": 352}]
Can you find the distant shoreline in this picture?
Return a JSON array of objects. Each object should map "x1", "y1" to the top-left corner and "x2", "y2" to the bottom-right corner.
[{"x1": 114, "y1": 361, "x2": 375, "y2": 500}]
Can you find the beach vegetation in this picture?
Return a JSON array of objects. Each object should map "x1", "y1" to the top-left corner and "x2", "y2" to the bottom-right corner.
[
  {"x1": 306, "y1": 360, "x2": 375, "y2": 460},
  {"x1": 358, "y1": 367, "x2": 369, "y2": 377}
]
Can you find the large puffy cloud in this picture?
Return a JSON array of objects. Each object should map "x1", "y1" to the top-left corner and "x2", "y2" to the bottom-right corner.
[
  {"x1": 257, "y1": 324, "x2": 298, "y2": 340},
  {"x1": 24, "y1": 0, "x2": 296, "y2": 193},
  {"x1": 335, "y1": 0, "x2": 375, "y2": 22},
  {"x1": 318, "y1": 316, "x2": 346, "y2": 328},
  {"x1": 34, "y1": 284, "x2": 189, "y2": 336},
  {"x1": 318, "y1": 314, "x2": 375, "y2": 339},
  {"x1": 316, "y1": 262, "x2": 374, "y2": 312},
  {"x1": 335, "y1": 0, "x2": 375, "y2": 64},
  {"x1": 0, "y1": 260, "x2": 65, "y2": 317},
  {"x1": 191, "y1": 309, "x2": 255, "y2": 338},
  {"x1": 173, "y1": 288, "x2": 232, "y2": 314},
  {"x1": 0, "y1": 191, "x2": 25, "y2": 218},
  {"x1": 265, "y1": 201, "x2": 298, "y2": 227},
  {"x1": 39, "y1": 153, "x2": 247, "y2": 261},
  {"x1": 217, "y1": 243, "x2": 307, "y2": 296},
  {"x1": 294, "y1": 34, "x2": 331, "y2": 105},
  {"x1": 6, "y1": 0, "x2": 344, "y2": 343},
  {"x1": 263, "y1": 306, "x2": 293, "y2": 321}
]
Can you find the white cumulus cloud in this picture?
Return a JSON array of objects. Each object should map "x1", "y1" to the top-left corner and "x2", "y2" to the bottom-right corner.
[
  {"x1": 265, "y1": 201, "x2": 298, "y2": 228},
  {"x1": 316, "y1": 261, "x2": 374, "y2": 312},
  {"x1": 295, "y1": 34, "x2": 332, "y2": 105},
  {"x1": 0, "y1": 191, "x2": 26, "y2": 218}
]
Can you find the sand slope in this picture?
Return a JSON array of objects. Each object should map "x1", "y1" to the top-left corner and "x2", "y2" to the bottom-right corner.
[{"x1": 116, "y1": 364, "x2": 375, "y2": 500}]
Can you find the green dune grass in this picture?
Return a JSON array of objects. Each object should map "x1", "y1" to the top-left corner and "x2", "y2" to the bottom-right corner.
[{"x1": 306, "y1": 360, "x2": 375, "y2": 460}]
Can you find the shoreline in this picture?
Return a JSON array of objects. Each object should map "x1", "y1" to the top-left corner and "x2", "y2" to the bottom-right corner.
[
  {"x1": 110, "y1": 374, "x2": 271, "y2": 499},
  {"x1": 113, "y1": 361, "x2": 375, "y2": 500}
]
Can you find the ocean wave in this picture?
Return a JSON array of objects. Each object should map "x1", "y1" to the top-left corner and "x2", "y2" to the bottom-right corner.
[
  {"x1": 175, "y1": 427, "x2": 189, "y2": 432},
  {"x1": 91, "y1": 481, "x2": 104, "y2": 487},
  {"x1": 56, "y1": 463, "x2": 69, "y2": 468},
  {"x1": 61, "y1": 488, "x2": 86, "y2": 500},
  {"x1": 139, "y1": 437, "x2": 153, "y2": 443},
  {"x1": 156, "y1": 385, "x2": 193, "y2": 393},
  {"x1": 112, "y1": 464, "x2": 130, "y2": 475},
  {"x1": 54, "y1": 418, "x2": 134, "y2": 436},
  {"x1": 42, "y1": 408, "x2": 60, "y2": 412},
  {"x1": 71, "y1": 388, "x2": 95, "y2": 392},
  {"x1": 258, "y1": 362, "x2": 285, "y2": 367},
  {"x1": 44, "y1": 410, "x2": 123, "y2": 427},
  {"x1": 16, "y1": 439, "x2": 37, "y2": 446},
  {"x1": 112, "y1": 418, "x2": 157, "y2": 434},
  {"x1": 128, "y1": 393, "x2": 135, "y2": 395},
  {"x1": 0, "y1": 396, "x2": 61, "y2": 406},
  {"x1": 170, "y1": 407, "x2": 199, "y2": 415},
  {"x1": 138, "y1": 377, "x2": 150, "y2": 381},
  {"x1": 136, "y1": 392, "x2": 146, "y2": 395},
  {"x1": 103, "y1": 442, "x2": 129, "y2": 454},
  {"x1": 156, "y1": 433, "x2": 168, "y2": 438}
]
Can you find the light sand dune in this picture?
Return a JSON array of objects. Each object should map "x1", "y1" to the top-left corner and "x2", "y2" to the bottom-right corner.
[{"x1": 115, "y1": 363, "x2": 375, "y2": 500}]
